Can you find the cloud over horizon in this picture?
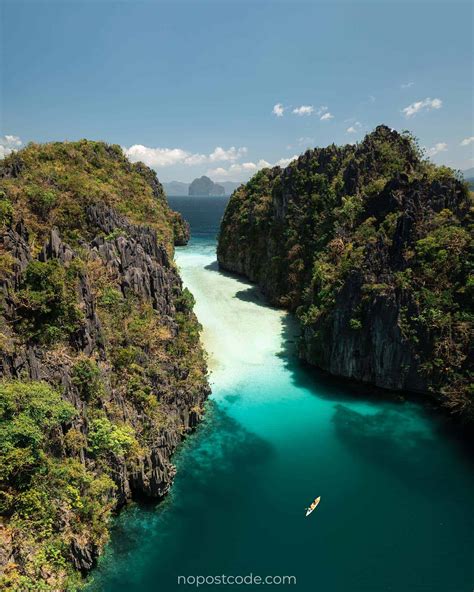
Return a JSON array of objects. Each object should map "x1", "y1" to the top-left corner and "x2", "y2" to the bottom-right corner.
[
  {"x1": 207, "y1": 160, "x2": 271, "y2": 181},
  {"x1": 0, "y1": 134, "x2": 22, "y2": 159},
  {"x1": 425, "y1": 142, "x2": 448, "y2": 157},
  {"x1": 123, "y1": 144, "x2": 248, "y2": 168},
  {"x1": 208, "y1": 154, "x2": 298, "y2": 182},
  {"x1": 346, "y1": 121, "x2": 362, "y2": 133},
  {"x1": 402, "y1": 97, "x2": 442, "y2": 118},
  {"x1": 124, "y1": 141, "x2": 300, "y2": 182}
]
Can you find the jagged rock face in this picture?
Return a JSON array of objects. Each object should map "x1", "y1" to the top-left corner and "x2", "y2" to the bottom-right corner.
[
  {"x1": 0, "y1": 216, "x2": 208, "y2": 577},
  {"x1": 218, "y1": 126, "x2": 473, "y2": 417},
  {"x1": 0, "y1": 140, "x2": 209, "y2": 589},
  {"x1": 172, "y1": 213, "x2": 191, "y2": 245}
]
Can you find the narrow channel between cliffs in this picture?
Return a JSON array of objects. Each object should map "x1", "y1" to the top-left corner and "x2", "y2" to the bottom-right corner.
[{"x1": 87, "y1": 199, "x2": 474, "y2": 592}]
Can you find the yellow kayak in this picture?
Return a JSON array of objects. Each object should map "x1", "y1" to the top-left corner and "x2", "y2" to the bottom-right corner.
[{"x1": 305, "y1": 496, "x2": 321, "y2": 517}]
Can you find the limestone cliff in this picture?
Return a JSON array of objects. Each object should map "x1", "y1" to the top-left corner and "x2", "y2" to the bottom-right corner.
[
  {"x1": 0, "y1": 141, "x2": 209, "y2": 590},
  {"x1": 218, "y1": 126, "x2": 473, "y2": 418}
]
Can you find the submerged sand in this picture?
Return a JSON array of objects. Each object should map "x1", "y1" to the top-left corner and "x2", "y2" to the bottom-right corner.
[{"x1": 175, "y1": 246, "x2": 292, "y2": 390}]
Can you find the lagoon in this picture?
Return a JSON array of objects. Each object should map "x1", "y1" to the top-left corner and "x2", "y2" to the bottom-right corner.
[{"x1": 87, "y1": 197, "x2": 473, "y2": 592}]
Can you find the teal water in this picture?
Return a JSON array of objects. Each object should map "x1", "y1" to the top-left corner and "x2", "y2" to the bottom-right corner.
[{"x1": 87, "y1": 199, "x2": 473, "y2": 592}]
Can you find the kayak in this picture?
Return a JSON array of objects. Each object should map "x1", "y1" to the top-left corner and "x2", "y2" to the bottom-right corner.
[{"x1": 305, "y1": 496, "x2": 321, "y2": 517}]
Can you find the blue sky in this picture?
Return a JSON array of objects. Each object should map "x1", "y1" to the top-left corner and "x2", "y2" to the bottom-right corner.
[{"x1": 1, "y1": 0, "x2": 473, "y2": 181}]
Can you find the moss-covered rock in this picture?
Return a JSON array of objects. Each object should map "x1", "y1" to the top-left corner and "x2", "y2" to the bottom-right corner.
[
  {"x1": 0, "y1": 141, "x2": 209, "y2": 590},
  {"x1": 218, "y1": 126, "x2": 473, "y2": 418}
]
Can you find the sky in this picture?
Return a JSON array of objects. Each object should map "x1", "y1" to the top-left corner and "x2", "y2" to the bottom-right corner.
[{"x1": 1, "y1": 0, "x2": 473, "y2": 182}]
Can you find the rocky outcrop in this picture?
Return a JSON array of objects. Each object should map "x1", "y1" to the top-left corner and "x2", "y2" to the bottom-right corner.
[
  {"x1": 0, "y1": 140, "x2": 209, "y2": 589},
  {"x1": 171, "y1": 211, "x2": 191, "y2": 245},
  {"x1": 0, "y1": 213, "x2": 209, "y2": 583},
  {"x1": 188, "y1": 175, "x2": 225, "y2": 196},
  {"x1": 218, "y1": 126, "x2": 473, "y2": 418}
]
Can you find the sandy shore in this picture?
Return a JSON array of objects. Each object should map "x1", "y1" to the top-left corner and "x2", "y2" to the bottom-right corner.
[{"x1": 175, "y1": 246, "x2": 291, "y2": 390}]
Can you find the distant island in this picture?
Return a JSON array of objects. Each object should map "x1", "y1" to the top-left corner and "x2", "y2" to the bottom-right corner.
[
  {"x1": 163, "y1": 180, "x2": 189, "y2": 196},
  {"x1": 463, "y1": 166, "x2": 474, "y2": 178},
  {"x1": 163, "y1": 178, "x2": 241, "y2": 196},
  {"x1": 463, "y1": 167, "x2": 474, "y2": 190},
  {"x1": 189, "y1": 175, "x2": 225, "y2": 196}
]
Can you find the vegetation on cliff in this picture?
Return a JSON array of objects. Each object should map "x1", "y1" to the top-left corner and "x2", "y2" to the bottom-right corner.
[
  {"x1": 218, "y1": 126, "x2": 473, "y2": 418},
  {"x1": 0, "y1": 141, "x2": 208, "y2": 590}
]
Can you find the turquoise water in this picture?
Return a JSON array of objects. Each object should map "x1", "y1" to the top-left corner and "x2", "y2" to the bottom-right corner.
[{"x1": 87, "y1": 199, "x2": 473, "y2": 592}]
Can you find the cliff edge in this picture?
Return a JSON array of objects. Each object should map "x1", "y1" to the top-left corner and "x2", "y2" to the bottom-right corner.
[
  {"x1": 218, "y1": 126, "x2": 473, "y2": 419},
  {"x1": 0, "y1": 140, "x2": 208, "y2": 590}
]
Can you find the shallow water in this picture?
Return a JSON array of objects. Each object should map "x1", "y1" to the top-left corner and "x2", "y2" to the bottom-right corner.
[{"x1": 87, "y1": 198, "x2": 473, "y2": 592}]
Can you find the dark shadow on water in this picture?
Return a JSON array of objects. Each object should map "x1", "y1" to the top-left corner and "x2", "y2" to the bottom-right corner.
[
  {"x1": 85, "y1": 401, "x2": 275, "y2": 590},
  {"x1": 204, "y1": 257, "x2": 431, "y2": 408},
  {"x1": 331, "y1": 404, "x2": 474, "y2": 493},
  {"x1": 203, "y1": 259, "x2": 220, "y2": 272},
  {"x1": 234, "y1": 286, "x2": 270, "y2": 308},
  {"x1": 276, "y1": 313, "x2": 399, "y2": 406},
  {"x1": 204, "y1": 260, "x2": 247, "y2": 280},
  {"x1": 204, "y1": 254, "x2": 474, "y2": 467},
  {"x1": 174, "y1": 400, "x2": 275, "y2": 491},
  {"x1": 203, "y1": 258, "x2": 254, "y2": 285},
  {"x1": 203, "y1": 259, "x2": 289, "y2": 314},
  {"x1": 276, "y1": 314, "x2": 474, "y2": 464}
]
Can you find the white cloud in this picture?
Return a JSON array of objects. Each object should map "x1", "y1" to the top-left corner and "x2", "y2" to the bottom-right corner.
[
  {"x1": 320, "y1": 112, "x2": 334, "y2": 121},
  {"x1": 425, "y1": 142, "x2": 448, "y2": 157},
  {"x1": 347, "y1": 121, "x2": 362, "y2": 134},
  {"x1": 124, "y1": 145, "x2": 194, "y2": 167},
  {"x1": 256, "y1": 159, "x2": 272, "y2": 168},
  {"x1": 0, "y1": 134, "x2": 22, "y2": 159},
  {"x1": 123, "y1": 144, "x2": 248, "y2": 168},
  {"x1": 460, "y1": 136, "x2": 474, "y2": 147},
  {"x1": 207, "y1": 160, "x2": 267, "y2": 181},
  {"x1": 292, "y1": 105, "x2": 333, "y2": 120},
  {"x1": 209, "y1": 146, "x2": 247, "y2": 162},
  {"x1": 272, "y1": 103, "x2": 284, "y2": 117},
  {"x1": 3, "y1": 135, "x2": 21, "y2": 146},
  {"x1": 297, "y1": 136, "x2": 315, "y2": 146},
  {"x1": 401, "y1": 82, "x2": 414, "y2": 89},
  {"x1": 208, "y1": 155, "x2": 297, "y2": 182},
  {"x1": 292, "y1": 105, "x2": 314, "y2": 116},
  {"x1": 275, "y1": 155, "x2": 298, "y2": 167},
  {"x1": 402, "y1": 97, "x2": 442, "y2": 118},
  {"x1": 182, "y1": 152, "x2": 208, "y2": 166}
]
